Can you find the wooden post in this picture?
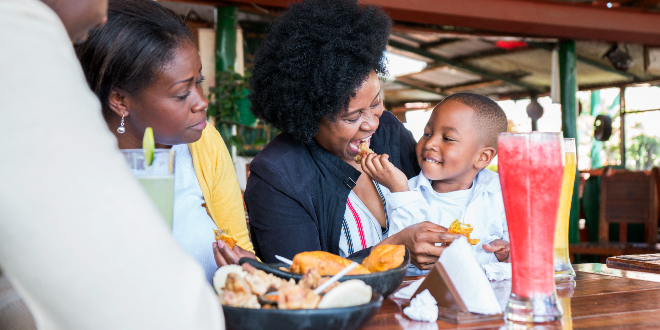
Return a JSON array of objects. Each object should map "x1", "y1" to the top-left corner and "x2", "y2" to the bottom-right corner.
[
  {"x1": 559, "y1": 40, "x2": 580, "y2": 244},
  {"x1": 620, "y1": 87, "x2": 626, "y2": 167}
]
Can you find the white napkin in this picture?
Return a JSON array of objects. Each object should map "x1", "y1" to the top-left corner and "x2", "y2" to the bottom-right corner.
[
  {"x1": 393, "y1": 278, "x2": 424, "y2": 299},
  {"x1": 403, "y1": 289, "x2": 438, "y2": 322},
  {"x1": 481, "y1": 262, "x2": 512, "y2": 281},
  {"x1": 438, "y1": 237, "x2": 502, "y2": 315}
]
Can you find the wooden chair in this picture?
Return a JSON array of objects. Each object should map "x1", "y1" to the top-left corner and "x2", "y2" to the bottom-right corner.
[{"x1": 570, "y1": 167, "x2": 660, "y2": 261}]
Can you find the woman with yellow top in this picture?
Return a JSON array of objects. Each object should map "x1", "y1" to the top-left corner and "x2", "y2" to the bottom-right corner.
[{"x1": 75, "y1": 0, "x2": 254, "y2": 281}]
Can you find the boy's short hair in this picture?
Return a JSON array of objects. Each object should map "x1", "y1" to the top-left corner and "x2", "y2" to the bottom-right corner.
[{"x1": 442, "y1": 93, "x2": 507, "y2": 149}]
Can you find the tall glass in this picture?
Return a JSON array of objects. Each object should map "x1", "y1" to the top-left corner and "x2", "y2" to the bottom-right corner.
[
  {"x1": 498, "y1": 132, "x2": 564, "y2": 323},
  {"x1": 554, "y1": 139, "x2": 577, "y2": 282},
  {"x1": 121, "y1": 149, "x2": 175, "y2": 229}
]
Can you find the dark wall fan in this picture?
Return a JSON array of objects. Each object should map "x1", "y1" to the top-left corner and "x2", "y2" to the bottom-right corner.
[{"x1": 594, "y1": 114, "x2": 613, "y2": 141}]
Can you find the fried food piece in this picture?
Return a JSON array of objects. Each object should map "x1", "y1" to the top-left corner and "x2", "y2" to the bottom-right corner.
[
  {"x1": 214, "y1": 228, "x2": 237, "y2": 249},
  {"x1": 298, "y1": 268, "x2": 340, "y2": 293},
  {"x1": 225, "y1": 272, "x2": 252, "y2": 295},
  {"x1": 353, "y1": 141, "x2": 374, "y2": 163},
  {"x1": 243, "y1": 268, "x2": 283, "y2": 295},
  {"x1": 447, "y1": 219, "x2": 480, "y2": 245},
  {"x1": 299, "y1": 268, "x2": 322, "y2": 289},
  {"x1": 290, "y1": 251, "x2": 370, "y2": 276},
  {"x1": 219, "y1": 289, "x2": 261, "y2": 309},
  {"x1": 361, "y1": 244, "x2": 405, "y2": 272},
  {"x1": 277, "y1": 281, "x2": 321, "y2": 310}
]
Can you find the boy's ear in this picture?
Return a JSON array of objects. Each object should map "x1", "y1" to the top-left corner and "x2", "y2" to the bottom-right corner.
[
  {"x1": 475, "y1": 147, "x2": 497, "y2": 169},
  {"x1": 108, "y1": 89, "x2": 130, "y2": 118}
]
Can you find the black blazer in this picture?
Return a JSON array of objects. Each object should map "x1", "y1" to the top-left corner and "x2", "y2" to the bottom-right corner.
[{"x1": 244, "y1": 111, "x2": 420, "y2": 262}]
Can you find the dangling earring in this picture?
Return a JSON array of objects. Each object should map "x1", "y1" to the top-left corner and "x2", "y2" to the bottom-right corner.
[{"x1": 117, "y1": 113, "x2": 126, "y2": 134}]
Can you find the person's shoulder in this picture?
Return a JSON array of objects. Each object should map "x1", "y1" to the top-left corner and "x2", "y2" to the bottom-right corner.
[
  {"x1": 251, "y1": 133, "x2": 309, "y2": 167},
  {"x1": 475, "y1": 169, "x2": 501, "y2": 193},
  {"x1": 248, "y1": 133, "x2": 315, "y2": 191},
  {"x1": 379, "y1": 110, "x2": 404, "y2": 127}
]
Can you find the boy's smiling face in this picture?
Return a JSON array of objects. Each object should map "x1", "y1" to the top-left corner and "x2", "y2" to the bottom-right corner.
[{"x1": 416, "y1": 100, "x2": 487, "y2": 191}]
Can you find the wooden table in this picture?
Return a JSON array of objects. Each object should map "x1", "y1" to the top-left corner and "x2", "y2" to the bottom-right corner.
[{"x1": 360, "y1": 263, "x2": 660, "y2": 329}]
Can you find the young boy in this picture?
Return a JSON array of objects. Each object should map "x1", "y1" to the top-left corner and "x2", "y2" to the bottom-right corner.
[{"x1": 361, "y1": 93, "x2": 509, "y2": 265}]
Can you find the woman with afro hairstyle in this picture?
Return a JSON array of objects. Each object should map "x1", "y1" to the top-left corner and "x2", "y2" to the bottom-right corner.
[{"x1": 213, "y1": 0, "x2": 461, "y2": 271}]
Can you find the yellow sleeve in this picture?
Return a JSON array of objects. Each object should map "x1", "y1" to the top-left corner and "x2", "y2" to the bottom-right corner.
[{"x1": 189, "y1": 124, "x2": 255, "y2": 253}]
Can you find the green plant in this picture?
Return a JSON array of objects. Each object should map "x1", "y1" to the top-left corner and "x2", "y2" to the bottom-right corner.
[
  {"x1": 206, "y1": 67, "x2": 250, "y2": 126},
  {"x1": 628, "y1": 134, "x2": 660, "y2": 170},
  {"x1": 206, "y1": 67, "x2": 274, "y2": 156}
]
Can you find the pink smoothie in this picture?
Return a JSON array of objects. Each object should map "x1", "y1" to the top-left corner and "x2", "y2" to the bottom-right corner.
[{"x1": 498, "y1": 133, "x2": 564, "y2": 298}]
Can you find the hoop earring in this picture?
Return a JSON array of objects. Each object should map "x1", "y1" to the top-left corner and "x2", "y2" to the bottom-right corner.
[{"x1": 117, "y1": 113, "x2": 126, "y2": 134}]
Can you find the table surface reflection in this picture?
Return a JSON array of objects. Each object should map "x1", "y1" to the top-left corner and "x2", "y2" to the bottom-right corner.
[{"x1": 360, "y1": 263, "x2": 660, "y2": 329}]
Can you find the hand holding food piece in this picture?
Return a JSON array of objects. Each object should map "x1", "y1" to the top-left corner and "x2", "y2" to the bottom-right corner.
[
  {"x1": 360, "y1": 153, "x2": 410, "y2": 193},
  {"x1": 214, "y1": 228, "x2": 237, "y2": 249},
  {"x1": 447, "y1": 219, "x2": 480, "y2": 245},
  {"x1": 213, "y1": 239, "x2": 257, "y2": 267},
  {"x1": 290, "y1": 251, "x2": 370, "y2": 276},
  {"x1": 353, "y1": 141, "x2": 374, "y2": 163},
  {"x1": 361, "y1": 244, "x2": 405, "y2": 272},
  {"x1": 378, "y1": 221, "x2": 461, "y2": 270}
]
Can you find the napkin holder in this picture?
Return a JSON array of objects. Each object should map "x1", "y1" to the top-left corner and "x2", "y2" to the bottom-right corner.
[{"x1": 411, "y1": 262, "x2": 503, "y2": 324}]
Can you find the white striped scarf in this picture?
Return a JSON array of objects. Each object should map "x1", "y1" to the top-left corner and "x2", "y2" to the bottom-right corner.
[{"x1": 338, "y1": 181, "x2": 390, "y2": 257}]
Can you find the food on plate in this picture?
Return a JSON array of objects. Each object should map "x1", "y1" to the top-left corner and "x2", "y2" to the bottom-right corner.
[
  {"x1": 317, "y1": 280, "x2": 372, "y2": 309},
  {"x1": 298, "y1": 268, "x2": 339, "y2": 294},
  {"x1": 214, "y1": 264, "x2": 371, "y2": 310},
  {"x1": 353, "y1": 141, "x2": 374, "y2": 163},
  {"x1": 447, "y1": 219, "x2": 480, "y2": 245},
  {"x1": 361, "y1": 244, "x2": 405, "y2": 272},
  {"x1": 289, "y1": 251, "x2": 370, "y2": 276},
  {"x1": 213, "y1": 228, "x2": 237, "y2": 249},
  {"x1": 277, "y1": 280, "x2": 321, "y2": 309},
  {"x1": 212, "y1": 264, "x2": 245, "y2": 294}
]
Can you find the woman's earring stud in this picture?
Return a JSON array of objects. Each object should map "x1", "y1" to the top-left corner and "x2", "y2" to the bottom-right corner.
[{"x1": 117, "y1": 113, "x2": 126, "y2": 134}]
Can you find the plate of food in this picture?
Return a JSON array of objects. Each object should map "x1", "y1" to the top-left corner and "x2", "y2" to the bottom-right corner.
[
  {"x1": 214, "y1": 263, "x2": 383, "y2": 330},
  {"x1": 239, "y1": 244, "x2": 409, "y2": 298}
]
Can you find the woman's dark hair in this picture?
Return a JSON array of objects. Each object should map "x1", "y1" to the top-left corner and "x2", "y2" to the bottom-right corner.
[
  {"x1": 75, "y1": 0, "x2": 193, "y2": 116},
  {"x1": 249, "y1": 0, "x2": 392, "y2": 142}
]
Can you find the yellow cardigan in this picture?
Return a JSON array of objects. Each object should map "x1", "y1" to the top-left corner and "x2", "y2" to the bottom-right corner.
[{"x1": 187, "y1": 124, "x2": 254, "y2": 253}]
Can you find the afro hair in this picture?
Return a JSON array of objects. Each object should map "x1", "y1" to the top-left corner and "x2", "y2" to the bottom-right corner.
[{"x1": 248, "y1": 0, "x2": 392, "y2": 142}]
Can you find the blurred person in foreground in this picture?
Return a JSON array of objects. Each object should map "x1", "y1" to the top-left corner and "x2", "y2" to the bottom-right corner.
[{"x1": 0, "y1": 0, "x2": 223, "y2": 329}]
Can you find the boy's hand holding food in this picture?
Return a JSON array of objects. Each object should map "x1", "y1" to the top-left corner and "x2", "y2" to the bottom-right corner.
[{"x1": 360, "y1": 153, "x2": 410, "y2": 193}]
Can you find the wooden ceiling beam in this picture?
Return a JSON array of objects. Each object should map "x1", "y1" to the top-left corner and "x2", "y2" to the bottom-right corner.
[
  {"x1": 178, "y1": 0, "x2": 660, "y2": 45},
  {"x1": 388, "y1": 39, "x2": 544, "y2": 92}
]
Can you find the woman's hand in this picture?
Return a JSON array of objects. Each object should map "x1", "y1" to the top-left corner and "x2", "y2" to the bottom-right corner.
[
  {"x1": 360, "y1": 153, "x2": 410, "y2": 193},
  {"x1": 378, "y1": 221, "x2": 462, "y2": 270},
  {"x1": 212, "y1": 240, "x2": 257, "y2": 267},
  {"x1": 482, "y1": 239, "x2": 511, "y2": 263}
]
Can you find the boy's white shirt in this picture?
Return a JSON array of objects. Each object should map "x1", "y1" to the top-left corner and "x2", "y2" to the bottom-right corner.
[{"x1": 386, "y1": 169, "x2": 509, "y2": 264}]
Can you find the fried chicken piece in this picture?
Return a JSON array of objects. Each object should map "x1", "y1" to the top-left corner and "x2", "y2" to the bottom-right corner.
[
  {"x1": 361, "y1": 244, "x2": 405, "y2": 272},
  {"x1": 277, "y1": 282, "x2": 321, "y2": 310},
  {"x1": 290, "y1": 251, "x2": 370, "y2": 276},
  {"x1": 353, "y1": 141, "x2": 374, "y2": 163},
  {"x1": 243, "y1": 268, "x2": 283, "y2": 295},
  {"x1": 225, "y1": 272, "x2": 252, "y2": 295},
  {"x1": 447, "y1": 219, "x2": 480, "y2": 245},
  {"x1": 298, "y1": 268, "x2": 340, "y2": 293},
  {"x1": 213, "y1": 229, "x2": 238, "y2": 249},
  {"x1": 219, "y1": 289, "x2": 261, "y2": 309},
  {"x1": 299, "y1": 268, "x2": 322, "y2": 289}
]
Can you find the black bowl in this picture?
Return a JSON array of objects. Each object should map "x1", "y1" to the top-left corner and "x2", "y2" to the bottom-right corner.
[
  {"x1": 239, "y1": 248, "x2": 410, "y2": 297},
  {"x1": 223, "y1": 292, "x2": 383, "y2": 330}
]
